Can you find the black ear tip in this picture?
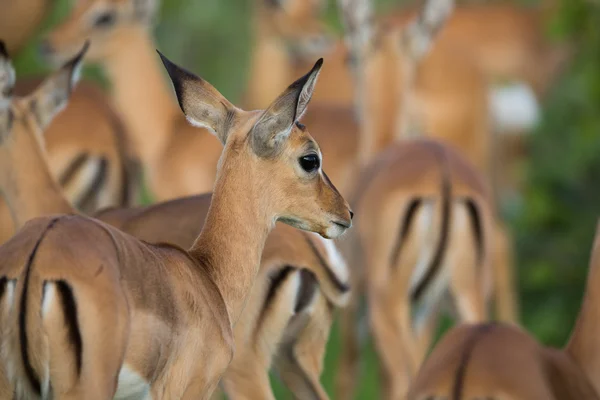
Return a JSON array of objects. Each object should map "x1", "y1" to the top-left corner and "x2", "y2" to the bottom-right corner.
[
  {"x1": 63, "y1": 40, "x2": 90, "y2": 71},
  {"x1": 0, "y1": 40, "x2": 8, "y2": 59},
  {"x1": 315, "y1": 58, "x2": 324, "y2": 70},
  {"x1": 156, "y1": 49, "x2": 176, "y2": 75}
]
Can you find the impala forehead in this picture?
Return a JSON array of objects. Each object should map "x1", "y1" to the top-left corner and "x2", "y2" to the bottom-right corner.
[{"x1": 291, "y1": 125, "x2": 320, "y2": 155}]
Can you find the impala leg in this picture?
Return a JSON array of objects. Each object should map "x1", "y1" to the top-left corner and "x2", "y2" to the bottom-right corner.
[
  {"x1": 368, "y1": 229, "x2": 422, "y2": 398},
  {"x1": 413, "y1": 304, "x2": 441, "y2": 366},
  {"x1": 492, "y1": 222, "x2": 518, "y2": 323},
  {"x1": 334, "y1": 280, "x2": 363, "y2": 400},
  {"x1": 368, "y1": 291, "x2": 414, "y2": 400},
  {"x1": 449, "y1": 203, "x2": 487, "y2": 323},
  {"x1": 277, "y1": 295, "x2": 331, "y2": 400}
]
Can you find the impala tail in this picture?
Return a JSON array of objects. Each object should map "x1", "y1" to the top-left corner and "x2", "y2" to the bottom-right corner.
[{"x1": 410, "y1": 145, "x2": 452, "y2": 304}]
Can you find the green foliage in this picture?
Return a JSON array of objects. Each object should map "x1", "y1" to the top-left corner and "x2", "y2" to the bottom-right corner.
[{"x1": 515, "y1": 0, "x2": 600, "y2": 346}]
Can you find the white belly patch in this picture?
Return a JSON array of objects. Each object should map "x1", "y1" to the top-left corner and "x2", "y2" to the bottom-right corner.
[{"x1": 114, "y1": 366, "x2": 152, "y2": 400}]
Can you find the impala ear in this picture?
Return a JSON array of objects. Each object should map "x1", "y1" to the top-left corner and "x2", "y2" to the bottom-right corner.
[
  {"x1": 0, "y1": 40, "x2": 15, "y2": 106},
  {"x1": 158, "y1": 50, "x2": 239, "y2": 145},
  {"x1": 26, "y1": 41, "x2": 87, "y2": 131},
  {"x1": 250, "y1": 58, "x2": 322, "y2": 158},
  {"x1": 401, "y1": 0, "x2": 454, "y2": 61}
]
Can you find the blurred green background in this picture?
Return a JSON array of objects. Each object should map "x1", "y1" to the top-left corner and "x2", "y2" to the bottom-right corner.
[{"x1": 8, "y1": 0, "x2": 600, "y2": 397}]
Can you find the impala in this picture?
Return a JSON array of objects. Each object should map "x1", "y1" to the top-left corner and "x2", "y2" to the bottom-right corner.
[
  {"x1": 0, "y1": 0, "x2": 54, "y2": 54},
  {"x1": 0, "y1": 43, "x2": 352, "y2": 399},
  {"x1": 99, "y1": 199, "x2": 350, "y2": 400},
  {"x1": 332, "y1": 2, "x2": 495, "y2": 399},
  {"x1": 0, "y1": 42, "x2": 139, "y2": 244},
  {"x1": 338, "y1": 139, "x2": 494, "y2": 400},
  {"x1": 0, "y1": 41, "x2": 349, "y2": 400},
  {"x1": 407, "y1": 222, "x2": 600, "y2": 400}
]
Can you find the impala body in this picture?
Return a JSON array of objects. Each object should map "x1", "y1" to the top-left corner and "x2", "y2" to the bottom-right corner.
[
  {"x1": 0, "y1": 42, "x2": 352, "y2": 399},
  {"x1": 408, "y1": 223, "x2": 600, "y2": 400}
]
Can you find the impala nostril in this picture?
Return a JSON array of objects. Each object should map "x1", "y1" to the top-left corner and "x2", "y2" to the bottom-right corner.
[{"x1": 350, "y1": 210, "x2": 354, "y2": 220}]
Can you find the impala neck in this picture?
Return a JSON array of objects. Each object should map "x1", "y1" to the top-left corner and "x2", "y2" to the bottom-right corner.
[
  {"x1": 103, "y1": 26, "x2": 179, "y2": 166},
  {"x1": 566, "y1": 238, "x2": 600, "y2": 395},
  {"x1": 2, "y1": 130, "x2": 74, "y2": 229},
  {"x1": 189, "y1": 142, "x2": 272, "y2": 325},
  {"x1": 245, "y1": 12, "x2": 293, "y2": 109}
]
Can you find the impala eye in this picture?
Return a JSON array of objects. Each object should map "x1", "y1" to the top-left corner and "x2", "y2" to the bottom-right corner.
[
  {"x1": 299, "y1": 154, "x2": 320, "y2": 173},
  {"x1": 94, "y1": 12, "x2": 116, "y2": 28}
]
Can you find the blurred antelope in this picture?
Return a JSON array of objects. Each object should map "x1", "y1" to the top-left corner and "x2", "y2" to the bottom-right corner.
[
  {"x1": 339, "y1": 139, "x2": 495, "y2": 400},
  {"x1": 0, "y1": 0, "x2": 54, "y2": 54},
  {"x1": 407, "y1": 222, "x2": 600, "y2": 400},
  {"x1": 330, "y1": 2, "x2": 499, "y2": 399},
  {"x1": 0, "y1": 42, "x2": 348, "y2": 400},
  {"x1": 42, "y1": 0, "x2": 229, "y2": 200},
  {"x1": 0, "y1": 42, "x2": 139, "y2": 244}
]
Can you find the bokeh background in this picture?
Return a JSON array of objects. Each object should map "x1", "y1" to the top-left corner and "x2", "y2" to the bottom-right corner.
[{"x1": 8, "y1": 0, "x2": 600, "y2": 397}]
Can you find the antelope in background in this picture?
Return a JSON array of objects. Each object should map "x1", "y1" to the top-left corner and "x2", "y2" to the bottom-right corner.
[
  {"x1": 42, "y1": 0, "x2": 228, "y2": 200},
  {"x1": 243, "y1": 0, "x2": 518, "y2": 325},
  {"x1": 0, "y1": 37, "x2": 353, "y2": 397},
  {"x1": 0, "y1": 41, "x2": 348, "y2": 400},
  {"x1": 0, "y1": 0, "x2": 55, "y2": 55},
  {"x1": 328, "y1": 1, "x2": 497, "y2": 399},
  {"x1": 407, "y1": 221, "x2": 600, "y2": 400},
  {"x1": 0, "y1": 41, "x2": 140, "y2": 244}
]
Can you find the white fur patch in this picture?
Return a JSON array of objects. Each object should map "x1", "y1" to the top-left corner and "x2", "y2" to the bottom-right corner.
[
  {"x1": 6, "y1": 280, "x2": 16, "y2": 312},
  {"x1": 41, "y1": 282, "x2": 55, "y2": 318},
  {"x1": 489, "y1": 82, "x2": 540, "y2": 133},
  {"x1": 64, "y1": 156, "x2": 104, "y2": 204},
  {"x1": 114, "y1": 366, "x2": 151, "y2": 400},
  {"x1": 312, "y1": 233, "x2": 349, "y2": 283},
  {"x1": 409, "y1": 201, "x2": 436, "y2": 290}
]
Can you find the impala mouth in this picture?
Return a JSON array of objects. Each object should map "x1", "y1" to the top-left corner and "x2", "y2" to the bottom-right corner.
[{"x1": 332, "y1": 220, "x2": 351, "y2": 229}]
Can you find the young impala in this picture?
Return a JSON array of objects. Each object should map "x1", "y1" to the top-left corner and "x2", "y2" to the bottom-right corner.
[
  {"x1": 407, "y1": 222, "x2": 600, "y2": 400},
  {"x1": 332, "y1": 2, "x2": 496, "y2": 399},
  {"x1": 0, "y1": 42, "x2": 348, "y2": 400},
  {"x1": 0, "y1": 43, "x2": 352, "y2": 399}
]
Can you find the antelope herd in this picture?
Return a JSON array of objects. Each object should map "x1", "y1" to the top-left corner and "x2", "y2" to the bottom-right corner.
[{"x1": 0, "y1": 0, "x2": 585, "y2": 398}]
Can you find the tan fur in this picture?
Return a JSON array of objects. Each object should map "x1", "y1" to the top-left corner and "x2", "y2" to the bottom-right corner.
[
  {"x1": 0, "y1": 78, "x2": 139, "y2": 244},
  {"x1": 408, "y1": 223, "x2": 600, "y2": 399},
  {"x1": 336, "y1": 139, "x2": 495, "y2": 400},
  {"x1": 384, "y1": 2, "x2": 569, "y2": 96},
  {"x1": 46, "y1": 0, "x2": 321, "y2": 201},
  {"x1": 0, "y1": 0, "x2": 53, "y2": 54},
  {"x1": 98, "y1": 197, "x2": 348, "y2": 400},
  {"x1": 0, "y1": 52, "x2": 352, "y2": 399},
  {"x1": 407, "y1": 323, "x2": 599, "y2": 400},
  {"x1": 0, "y1": 52, "x2": 346, "y2": 400}
]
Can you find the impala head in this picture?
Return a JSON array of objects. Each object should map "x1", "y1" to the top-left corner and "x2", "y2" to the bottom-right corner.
[
  {"x1": 158, "y1": 53, "x2": 352, "y2": 238},
  {"x1": 257, "y1": 0, "x2": 334, "y2": 59},
  {"x1": 0, "y1": 41, "x2": 85, "y2": 192},
  {"x1": 41, "y1": 0, "x2": 158, "y2": 63}
]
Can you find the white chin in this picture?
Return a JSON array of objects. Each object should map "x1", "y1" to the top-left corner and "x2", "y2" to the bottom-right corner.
[{"x1": 324, "y1": 224, "x2": 347, "y2": 239}]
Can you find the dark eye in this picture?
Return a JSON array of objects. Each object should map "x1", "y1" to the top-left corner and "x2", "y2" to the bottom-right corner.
[
  {"x1": 299, "y1": 154, "x2": 320, "y2": 173},
  {"x1": 94, "y1": 12, "x2": 116, "y2": 28}
]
